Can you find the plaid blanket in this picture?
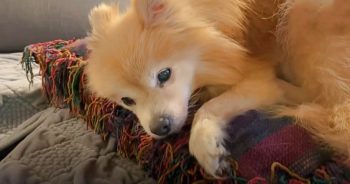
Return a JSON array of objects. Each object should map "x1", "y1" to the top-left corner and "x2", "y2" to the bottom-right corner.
[{"x1": 21, "y1": 39, "x2": 350, "y2": 184}]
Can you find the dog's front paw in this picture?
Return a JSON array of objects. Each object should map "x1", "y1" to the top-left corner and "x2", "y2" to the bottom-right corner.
[{"x1": 189, "y1": 114, "x2": 230, "y2": 177}]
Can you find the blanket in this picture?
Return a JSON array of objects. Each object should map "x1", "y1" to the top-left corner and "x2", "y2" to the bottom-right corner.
[
  {"x1": 0, "y1": 52, "x2": 155, "y2": 184},
  {"x1": 21, "y1": 39, "x2": 350, "y2": 183},
  {"x1": 0, "y1": 53, "x2": 47, "y2": 159},
  {"x1": 0, "y1": 108, "x2": 155, "y2": 184}
]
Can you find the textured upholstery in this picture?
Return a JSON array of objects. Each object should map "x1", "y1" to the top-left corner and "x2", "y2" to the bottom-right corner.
[{"x1": 0, "y1": 0, "x2": 129, "y2": 52}]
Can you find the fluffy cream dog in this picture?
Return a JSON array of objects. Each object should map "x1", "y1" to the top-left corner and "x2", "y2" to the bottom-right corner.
[{"x1": 85, "y1": 0, "x2": 350, "y2": 177}]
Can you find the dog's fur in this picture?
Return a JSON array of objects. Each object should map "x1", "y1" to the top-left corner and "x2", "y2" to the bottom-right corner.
[{"x1": 85, "y1": 0, "x2": 350, "y2": 177}]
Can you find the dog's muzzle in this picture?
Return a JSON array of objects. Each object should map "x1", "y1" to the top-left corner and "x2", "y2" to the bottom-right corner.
[{"x1": 150, "y1": 115, "x2": 172, "y2": 136}]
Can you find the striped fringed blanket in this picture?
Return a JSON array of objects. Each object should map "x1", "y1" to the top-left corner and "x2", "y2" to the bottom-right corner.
[{"x1": 21, "y1": 39, "x2": 350, "y2": 184}]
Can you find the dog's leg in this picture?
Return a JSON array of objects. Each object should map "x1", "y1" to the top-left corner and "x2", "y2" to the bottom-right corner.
[{"x1": 189, "y1": 72, "x2": 284, "y2": 177}]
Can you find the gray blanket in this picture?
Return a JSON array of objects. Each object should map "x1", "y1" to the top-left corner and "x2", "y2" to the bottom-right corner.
[
  {"x1": 0, "y1": 53, "x2": 46, "y2": 145},
  {"x1": 0, "y1": 108, "x2": 155, "y2": 184},
  {"x1": 0, "y1": 53, "x2": 155, "y2": 184}
]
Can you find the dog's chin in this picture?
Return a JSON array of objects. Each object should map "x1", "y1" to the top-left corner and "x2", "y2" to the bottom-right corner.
[
  {"x1": 150, "y1": 134, "x2": 167, "y2": 140},
  {"x1": 143, "y1": 129, "x2": 168, "y2": 139},
  {"x1": 147, "y1": 128, "x2": 182, "y2": 140}
]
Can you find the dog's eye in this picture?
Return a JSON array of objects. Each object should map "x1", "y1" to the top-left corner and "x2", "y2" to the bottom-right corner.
[
  {"x1": 157, "y1": 68, "x2": 171, "y2": 85},
  {"x1": 121, "y1": 97, "x2": 136, "y2": 106}
]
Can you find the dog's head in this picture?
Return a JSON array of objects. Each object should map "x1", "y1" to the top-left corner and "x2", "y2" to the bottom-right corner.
[{"x1": 85, "y1": 0, "x2": 212, "y2": 138}]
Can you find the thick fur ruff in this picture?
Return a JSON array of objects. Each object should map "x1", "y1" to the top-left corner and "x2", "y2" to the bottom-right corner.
[{"x1": 275, "y1": 0, "x2": 350, "y2": 163}]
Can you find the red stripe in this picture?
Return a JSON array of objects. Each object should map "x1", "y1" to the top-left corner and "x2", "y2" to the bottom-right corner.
[{"x1": 237, "y1": 125, "x2": 316, "y2": 179}]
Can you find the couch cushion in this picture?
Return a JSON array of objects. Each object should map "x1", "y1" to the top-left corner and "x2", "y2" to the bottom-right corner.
[{"x1": 0, "y1": 0, "x2": 129, "y2": 52}]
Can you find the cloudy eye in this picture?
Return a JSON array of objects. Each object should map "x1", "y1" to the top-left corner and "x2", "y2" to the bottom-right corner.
[
  {"x1": 121, "y1": 97, "x2": 136, "y2": 106},
  {"x1": 157, "y1": 68, "x2": 171, "y2": 86}
]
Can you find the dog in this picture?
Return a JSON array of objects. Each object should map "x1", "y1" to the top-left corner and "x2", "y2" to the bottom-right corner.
[{"x1": 85, "y1": 0, "x2": 350, "y2": 177}]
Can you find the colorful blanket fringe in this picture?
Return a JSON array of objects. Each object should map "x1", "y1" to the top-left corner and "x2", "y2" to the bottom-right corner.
[{"x1": 21, "y1": 39, "x2": 350, "y2": 184}]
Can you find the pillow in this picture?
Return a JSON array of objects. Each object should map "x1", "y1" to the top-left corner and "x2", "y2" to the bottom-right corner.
[
  {"x1": 0, "y1": 0, "x2": 129, "y2": 52},
  {"x1": 21, "y1": 39, "x2": 350, "y2": 183}
]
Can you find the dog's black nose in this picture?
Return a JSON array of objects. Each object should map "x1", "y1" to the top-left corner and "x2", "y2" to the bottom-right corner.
[{"x1": 150, "y1": 116, "x2": 172, "y2": 136}]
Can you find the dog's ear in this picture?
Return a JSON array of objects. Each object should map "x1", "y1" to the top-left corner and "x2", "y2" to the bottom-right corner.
[
  {"x1": 133, "y1": 0, "x2": 173, "y2": 27},
  {"x1": 88, "y1": 3, "x2": 119, "y2": 39}
]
